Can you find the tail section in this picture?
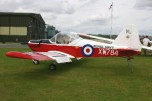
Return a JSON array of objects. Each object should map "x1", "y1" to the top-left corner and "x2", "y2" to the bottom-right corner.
[{"x1": 112, "y1": 25, "x2": 141, "y2": 51}]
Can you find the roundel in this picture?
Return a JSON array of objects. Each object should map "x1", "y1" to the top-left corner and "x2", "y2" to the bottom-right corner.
[{"x1": 82, "y1": 44, "x2": 94, "y2": 57}]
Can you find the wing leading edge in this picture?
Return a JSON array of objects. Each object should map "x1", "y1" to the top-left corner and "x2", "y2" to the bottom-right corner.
[
  {"x1": 6, "y1": 51, "x2": 52, "y2": 61},
  {"x1": 6, "y1": 51, "x2": 73, "y2": 63}
]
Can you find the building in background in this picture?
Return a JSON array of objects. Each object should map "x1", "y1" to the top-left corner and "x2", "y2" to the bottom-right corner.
[
  {"x1": 0, "y1": 12, "x2": 45, "y2": 42},
  {"x1": 45, "y1": 24, "x2": 60, "y2": 39}
]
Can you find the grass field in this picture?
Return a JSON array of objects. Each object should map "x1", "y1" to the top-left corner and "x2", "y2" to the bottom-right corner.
[{"x1": 0, "y1": 48, "x2": 152, "y2": 101}]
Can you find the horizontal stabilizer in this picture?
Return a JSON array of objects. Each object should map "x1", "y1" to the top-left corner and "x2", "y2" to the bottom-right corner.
[{"x1": 142, "y1": 46, "x2": 152, "y2": 50}]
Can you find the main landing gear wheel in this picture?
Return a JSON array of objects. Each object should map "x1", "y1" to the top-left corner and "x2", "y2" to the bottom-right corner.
[
  {"x1": 49, "y1": 64, "x2": 56, "y2": 70},
  {"x1": 33, "y1": 60, "x2": 40, "y2": 65}
]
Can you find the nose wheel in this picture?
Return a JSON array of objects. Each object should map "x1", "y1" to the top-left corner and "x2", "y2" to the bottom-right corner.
[{"x1": 49, "y1": 64, "x2": 56, "y2": 70}]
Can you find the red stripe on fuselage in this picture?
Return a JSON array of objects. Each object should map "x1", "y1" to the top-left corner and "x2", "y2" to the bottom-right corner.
[
  {"x1": 28, "y1": 43, "x2": 78, "y2": 57},
  {"x1": 28, "y1": 43, "x2": 141, "y2": 58}
]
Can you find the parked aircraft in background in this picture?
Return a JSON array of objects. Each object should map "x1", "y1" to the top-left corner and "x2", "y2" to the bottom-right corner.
[{"x1": 6, "y1": 25, "x2": 141, "y2": 72}]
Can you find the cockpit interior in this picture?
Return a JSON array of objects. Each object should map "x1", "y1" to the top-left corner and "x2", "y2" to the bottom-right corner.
[{"x1": 50, "y1": 32, "x2": 80, "y2": 44}]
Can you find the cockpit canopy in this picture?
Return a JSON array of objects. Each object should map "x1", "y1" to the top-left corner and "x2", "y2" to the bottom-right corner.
[{"x1": 50, "y1": 32, "x2": 80, "y2": 44}]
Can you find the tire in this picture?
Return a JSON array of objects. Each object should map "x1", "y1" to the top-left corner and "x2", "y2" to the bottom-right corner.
[
  {"x1": 33, "y1": 60, "x2": 39, "y2": 65},
  {"x1": 49, "y1": 64, "x2": 56, "y2": 70}
]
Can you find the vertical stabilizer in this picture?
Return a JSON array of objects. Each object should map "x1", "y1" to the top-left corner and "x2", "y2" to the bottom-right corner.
[{"x1": 112, "y1": 25, "x2": 141, "y2": 51}]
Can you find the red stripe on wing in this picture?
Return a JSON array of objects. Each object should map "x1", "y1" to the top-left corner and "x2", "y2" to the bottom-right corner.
[{"x1": 6, "y1": 51, "x2": 51, "y2": 61}]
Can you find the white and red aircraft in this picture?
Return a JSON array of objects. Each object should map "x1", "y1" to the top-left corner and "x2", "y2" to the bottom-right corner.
[{"x1": 6, "y1": 25, "x2": 141, "y2": 71}]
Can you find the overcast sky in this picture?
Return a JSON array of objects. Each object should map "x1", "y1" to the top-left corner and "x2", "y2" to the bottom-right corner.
[{"x1": 0, "y1": 0, "x2": 152, "y2": 35}]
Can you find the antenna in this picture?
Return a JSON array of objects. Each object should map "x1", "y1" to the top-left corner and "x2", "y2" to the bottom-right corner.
[{"x1": 109, "y1": 2, "x2": 113, "y2": 39}]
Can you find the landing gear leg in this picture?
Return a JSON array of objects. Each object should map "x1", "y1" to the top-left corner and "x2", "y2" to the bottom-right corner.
[
  {"x1": 33, "y1": 60, "x2": 40, "y2": 65},
  {"x1": 127, "y1": 57, "x2": 134, "y2": 73}
]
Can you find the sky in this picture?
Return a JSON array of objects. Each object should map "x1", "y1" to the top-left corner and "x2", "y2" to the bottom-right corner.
[{"x1": 0, "y1": 0, "x2": 152, "y2": 35}]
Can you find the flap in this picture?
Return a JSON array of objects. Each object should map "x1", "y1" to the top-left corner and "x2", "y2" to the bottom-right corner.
[{"x1": 38, "y1": 51, "x2": 72, "y2": 63}]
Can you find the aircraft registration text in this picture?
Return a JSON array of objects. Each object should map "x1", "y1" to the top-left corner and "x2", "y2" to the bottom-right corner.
[{"x1": 98, "y1": 48, "x2": 118, "y2": 56}]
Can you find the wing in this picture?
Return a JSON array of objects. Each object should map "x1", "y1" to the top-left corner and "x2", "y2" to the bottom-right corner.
[
  {"x1": 78, "y1": 33, "x2": 114, "y2": 43},
  {"x1": 6, "y1": 51, "x2": 51, "y2": 60},
  {"x1": 6, "y1": 51, "x2": 73, "y2": 63}
]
